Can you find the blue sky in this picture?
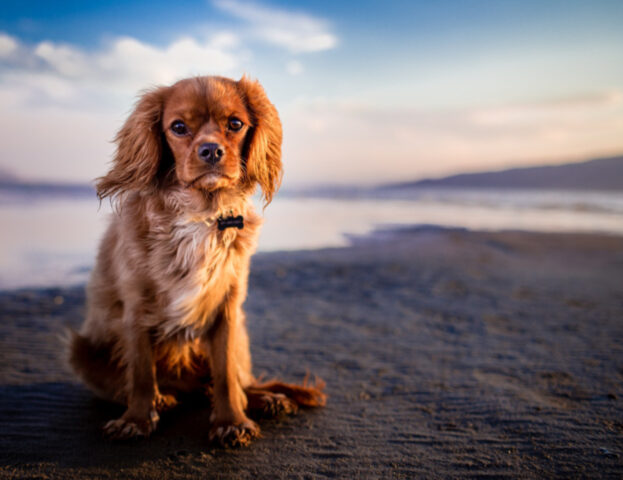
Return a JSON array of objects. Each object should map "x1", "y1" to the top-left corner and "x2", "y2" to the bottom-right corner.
[{"x1": 1, "y1": 0, "x2": 622, "y2": 186}]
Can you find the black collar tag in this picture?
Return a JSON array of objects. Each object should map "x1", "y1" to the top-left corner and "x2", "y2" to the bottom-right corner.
[{"x1": 217, "y1": 215, "x2": 244, "y2": 231}]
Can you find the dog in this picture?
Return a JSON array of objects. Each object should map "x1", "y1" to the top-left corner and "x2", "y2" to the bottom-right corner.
[{"x1": 69, "y1": 75, "x2": 325, "y2": 447}]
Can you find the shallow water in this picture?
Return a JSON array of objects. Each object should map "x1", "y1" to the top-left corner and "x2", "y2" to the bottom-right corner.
[{"x1": 1, "y1": 188, "x2": 622, "y2": 289}]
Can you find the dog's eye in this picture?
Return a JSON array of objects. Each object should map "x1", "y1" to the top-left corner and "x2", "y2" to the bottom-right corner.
[
  {"x1": 170, "y1": 120, "x2": 189, "y2": 136},
  {"x1": 228, "y1": 117, "x2": 243, "y2": 131}
]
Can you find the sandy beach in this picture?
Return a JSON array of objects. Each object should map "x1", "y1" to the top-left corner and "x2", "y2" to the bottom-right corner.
[{"x1": 1, "y1": 227, "x2": 622, "y2": 479}]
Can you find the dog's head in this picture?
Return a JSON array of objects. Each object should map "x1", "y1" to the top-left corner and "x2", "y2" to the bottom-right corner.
[{"x1": 97, "y1": 76, "x2": 282, "y2": 204}]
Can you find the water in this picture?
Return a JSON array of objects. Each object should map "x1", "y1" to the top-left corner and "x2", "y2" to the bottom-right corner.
[{"x1": 1, "y1": 188, "x2": 622, "y2": 290}]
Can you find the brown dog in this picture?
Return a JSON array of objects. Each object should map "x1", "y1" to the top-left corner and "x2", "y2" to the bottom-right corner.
[{"x1": 69, "y1": 75, "x2": 325, "y2": 447}]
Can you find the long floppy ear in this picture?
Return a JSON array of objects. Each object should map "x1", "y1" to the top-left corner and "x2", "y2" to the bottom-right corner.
[
  {"x1": 96, "y1": 86, "x2": 169, "y2": 200},
  {"x1": 237, "y1": 76, "x2": 283, "y2": 205}
]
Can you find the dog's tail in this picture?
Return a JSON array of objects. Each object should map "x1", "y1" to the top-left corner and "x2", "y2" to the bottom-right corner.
[
  {"x1": 254, "y1": 375, "x2": 327, "y2": 407},
  {"x1": 67, "y1": 329, "x2": 126, "y2": 404}
]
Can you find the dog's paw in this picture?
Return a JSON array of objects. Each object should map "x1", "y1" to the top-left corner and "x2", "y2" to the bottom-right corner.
[
  {"x1": 248, "y1": 392, "x2": 298, "y2": 419},
  {"x1": 208, "y1": 418, "x2": 260, "y2": 448},
  {"x1": 154, "y1": 392, "x2": 178, "y2": 413},
  {"x1": 103, "y1": 409, "x2": 159, "y2": 440}
]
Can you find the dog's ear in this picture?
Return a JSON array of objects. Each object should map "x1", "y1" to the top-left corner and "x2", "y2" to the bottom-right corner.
[
  {"x1": 96, "y1": 86, "x2": 169, "y2": 200},
  {"x1": 237, "y1": 76, "x2": 283, "y2": 205}
]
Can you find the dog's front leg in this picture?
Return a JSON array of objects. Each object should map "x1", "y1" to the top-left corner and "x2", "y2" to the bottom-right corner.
[
  {"x1": 208, "y1": 289, "x2": 259, "y2": 447},
  {"x1": 103, "y1": 305, "x2": 160, "y2": 439}
]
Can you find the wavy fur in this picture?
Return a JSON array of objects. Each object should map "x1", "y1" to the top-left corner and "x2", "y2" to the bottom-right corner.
[{"x1": 70, "y1": 76, "x2": 325, "y2": 447}]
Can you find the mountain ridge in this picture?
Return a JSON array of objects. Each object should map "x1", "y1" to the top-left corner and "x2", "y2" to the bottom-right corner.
[{"x1": 380, "y1": 155, "x2": 623, "y2": 191}]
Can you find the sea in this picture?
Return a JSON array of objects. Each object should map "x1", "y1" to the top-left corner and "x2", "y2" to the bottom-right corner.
[{"x1": 1, "y1": 187, "x2": 622, "y2": 290}]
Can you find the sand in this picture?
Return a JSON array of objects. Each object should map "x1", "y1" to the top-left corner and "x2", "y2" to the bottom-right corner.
[{"x1": 1, "y1": 227, "x2": 622, "y2": 479}]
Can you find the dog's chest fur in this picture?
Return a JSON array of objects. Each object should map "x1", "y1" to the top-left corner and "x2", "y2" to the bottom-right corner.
[{"x1": 150, "y1": 206, "x2": 262, "y2": 340}]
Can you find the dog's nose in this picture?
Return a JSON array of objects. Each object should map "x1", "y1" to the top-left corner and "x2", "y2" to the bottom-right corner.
[{"x1": 198, "y1": 142, "x2": 225, "y2": 164}]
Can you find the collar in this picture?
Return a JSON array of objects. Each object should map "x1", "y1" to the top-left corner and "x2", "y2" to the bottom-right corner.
[{"x1": 217, "y1": 211, "x2": 244, "y2": 231}]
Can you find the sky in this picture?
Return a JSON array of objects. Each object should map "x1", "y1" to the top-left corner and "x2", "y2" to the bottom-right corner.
[{"x1": 1, "y1": 0, "x2": 622, "y2": 187}]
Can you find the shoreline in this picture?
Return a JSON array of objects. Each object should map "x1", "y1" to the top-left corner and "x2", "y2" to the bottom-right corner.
[
  {"x1": 3, "y1": 224, "x2": 623, "y2": 293},
  {"x1": 1, "y1": 227, "x2": 622, "y2": 478}
]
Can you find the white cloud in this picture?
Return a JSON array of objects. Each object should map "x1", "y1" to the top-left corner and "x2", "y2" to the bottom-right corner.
[
  {"x1": 0, "y1": 0, "x2": 338, "y2": 108},
  {"x1": 280, "y1": 92, "x2": 623, "y2": 186},
  {"x1": 468, "y1": 91, "x2": 623, "y2": 127},
  {"x1": 94, "y1": 36, "x2": 240, "y2": 90},
  {"x1": 286, "y1": 60, "x2": 303, "y2": 76},
  {"x1": 213, "y1": 0, "x2": 338, "y2": 53},
  {"x1": 1, "y1": 32, "x2": 241, "y2": 105},
  {"x1": 0, "y1": 33, "x2": 18, "y2": 58},
  {"x1": 35, "y1": 41, "x2": 91, "y2": 78}
]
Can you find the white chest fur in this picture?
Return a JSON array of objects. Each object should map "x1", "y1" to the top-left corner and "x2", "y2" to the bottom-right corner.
[{"x1": 155, "y1": 211, "x2": 258, "y2": 340}]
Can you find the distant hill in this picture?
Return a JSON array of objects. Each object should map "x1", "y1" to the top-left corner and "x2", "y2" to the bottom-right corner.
[
  {"x1": 0, "y1": 178, "x2": 94, "y2": 197},
  {"x1": 380, "y1": 155, "x2": 623, "y2": 191}
]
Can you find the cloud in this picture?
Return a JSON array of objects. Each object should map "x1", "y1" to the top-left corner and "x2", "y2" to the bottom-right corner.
[
  {"x1": 213, "y1": 0, "x2": 337, "y2": 53},
  {"x1": 0, "y1": 0, "x2": 338, "y2": 109},
  {"x1": 0, "y1": 33, "x2": 18, "y2": 58},
  {"x1": 280, "y1": 91, "x2": 623, "y2": 186},
  {"x1": 468, "y1": 91, "x2": 623, "y2": 127},
  {"x1": 0, "y1": 32, "x2": 241, "y2": 108},
  {"x1": 286, "y1": 60, "x2": 303, "y2": 76}
]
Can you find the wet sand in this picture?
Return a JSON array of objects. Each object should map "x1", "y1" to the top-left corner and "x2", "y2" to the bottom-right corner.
[{"x1": 1, "y1": 227, "x2": 622, "y2": 479}]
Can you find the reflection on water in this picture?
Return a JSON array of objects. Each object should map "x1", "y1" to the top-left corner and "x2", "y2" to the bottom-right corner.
[{"x1": 1, "y1": 188, "x2": 622, "y2": 289}]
